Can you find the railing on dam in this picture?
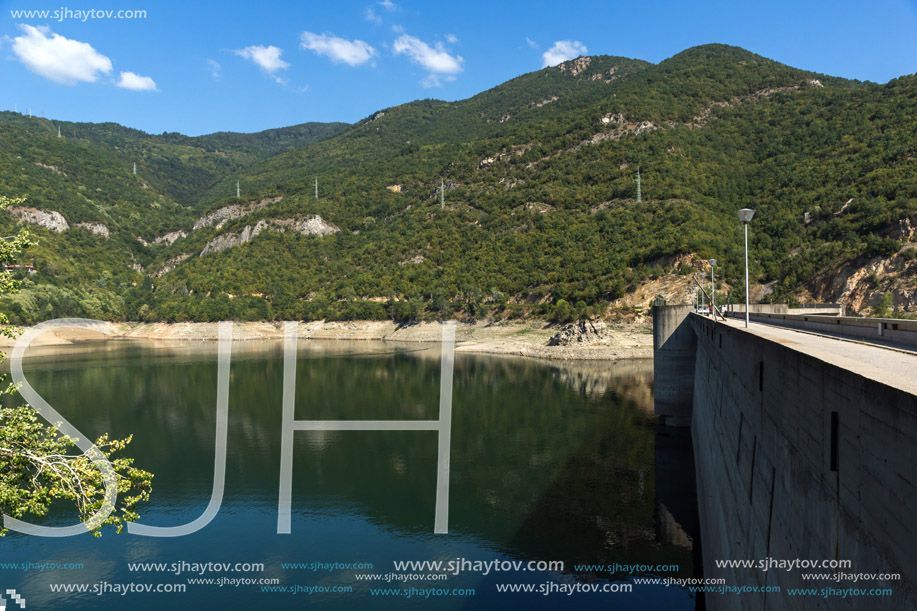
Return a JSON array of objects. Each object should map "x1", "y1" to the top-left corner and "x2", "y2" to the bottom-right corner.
[
  {"x1": 722, "y1": 310, "x2": 917, "y2": 350},
  {"x1": 724, "y1": 303, "x2": 846, "y2": 316}
]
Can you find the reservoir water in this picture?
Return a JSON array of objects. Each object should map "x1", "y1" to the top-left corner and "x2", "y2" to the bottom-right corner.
[{"x1": 1, "y1": 339, "x2": 699, "y2": 609}]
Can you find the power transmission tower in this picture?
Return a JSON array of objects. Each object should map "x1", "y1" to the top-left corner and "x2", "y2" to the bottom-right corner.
[
  {"x1": 236, "y1": 181, "x2": 240, "y2": 199},
  {"x1": 636, "y1": 167, "x2": 642, "y2": 203},
  {"x1": 440, "y1": 177, "x2": 445, "y2": 209},
  {"x1": 133, "y1": 162, "x2": 137, "y2": 175},
  {"x1": 315, "y1": 177, "x2": 318, "y2": 200}
]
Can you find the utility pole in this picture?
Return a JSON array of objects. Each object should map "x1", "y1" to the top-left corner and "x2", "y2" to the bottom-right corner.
[
  {"x1": 440, "y1": 177, "x2": 445, "y2": 209},
  {"x1": 636, "y1": 167, "x2": 642, "y2": 203}
]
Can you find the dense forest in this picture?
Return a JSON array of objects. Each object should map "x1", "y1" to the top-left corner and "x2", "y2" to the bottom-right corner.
[{"x1": 0, "y1": 44, "x2": 914, "y2": 324}]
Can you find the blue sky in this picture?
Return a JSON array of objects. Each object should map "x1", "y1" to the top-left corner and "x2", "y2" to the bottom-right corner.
[{"x1": 1, "y1": 0, "x2": 915, "y2": 136}]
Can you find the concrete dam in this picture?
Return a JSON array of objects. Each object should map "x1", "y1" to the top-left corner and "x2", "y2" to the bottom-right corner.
[{"x1": 653, "y1": 305, "x2": 917, "y2": 610}]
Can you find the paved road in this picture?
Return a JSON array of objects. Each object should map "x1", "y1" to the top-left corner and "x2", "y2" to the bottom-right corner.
[{"x1": 720, "y1": 318, "x2": 917, "y2": 396}]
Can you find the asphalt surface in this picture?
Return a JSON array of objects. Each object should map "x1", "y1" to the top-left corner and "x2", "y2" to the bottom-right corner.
[{"x1": 720, "y1": 318, "x2": 917, "y2": 396}]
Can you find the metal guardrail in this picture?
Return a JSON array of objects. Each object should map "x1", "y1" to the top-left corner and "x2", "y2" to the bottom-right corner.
[
  {"x1": 692, "y1": 274, "x2": 726, "y2": 321},
  {"x1": 724, "y1": 310, "x2": 917, "y2": 351},
  {"x1": 790, "y1": 303, "x2": 844, "y2": 310}
]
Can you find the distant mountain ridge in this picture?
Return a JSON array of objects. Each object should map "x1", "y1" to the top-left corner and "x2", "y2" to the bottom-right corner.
[{"x1": 0, "y1": 44, "x2": 913, "y2": 324}]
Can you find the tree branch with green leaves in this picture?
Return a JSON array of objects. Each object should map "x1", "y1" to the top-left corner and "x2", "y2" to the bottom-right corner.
[{"x1": 0, "y1": 195, "x2": 152, "y2": 537}]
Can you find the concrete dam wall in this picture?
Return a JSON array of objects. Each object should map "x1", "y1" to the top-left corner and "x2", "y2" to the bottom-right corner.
[{"x1": 653, "y1": 306, "x2": 916, "y2": 610}]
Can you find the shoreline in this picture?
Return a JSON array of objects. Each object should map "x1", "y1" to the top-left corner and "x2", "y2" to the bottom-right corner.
[{"x1": 0, "y1": 320, "x2": 654, "y2": 361}]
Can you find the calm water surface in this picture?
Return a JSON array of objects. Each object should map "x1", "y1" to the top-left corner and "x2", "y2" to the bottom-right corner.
[{"x1": 1, "y1": 339, "x2": 698, "y2": 610}]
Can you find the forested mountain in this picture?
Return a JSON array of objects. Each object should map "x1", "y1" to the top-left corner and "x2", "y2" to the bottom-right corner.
[{"x1": 1, "y1": 44, "x2": 914, "y2": 324}]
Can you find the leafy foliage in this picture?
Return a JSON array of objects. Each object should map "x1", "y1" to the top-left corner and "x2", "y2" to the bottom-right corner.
[
  {"x1": 0, "y1": 195, "x2": 152, "y2": 536},
  {"x1": 1, "y1": 45, "x2": 915, "y2": 322}
]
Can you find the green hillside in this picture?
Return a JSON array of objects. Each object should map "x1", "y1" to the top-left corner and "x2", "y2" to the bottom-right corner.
[
  {"x1": 1, "y1": 44, "x2": 915, "y2": 324},
  {"x1": 46, "y1": 119, "x2": 349, "y2": 205},
  {"x1": 0, "y1": 113, "x2": 349, "y2": 322}
]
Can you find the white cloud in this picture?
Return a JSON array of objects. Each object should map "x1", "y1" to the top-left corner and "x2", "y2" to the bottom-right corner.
[
  {"x1": 421, "y1": 74, "x2": 440, "y2": 88},
  {"x1": 300, "y1": 32, "x2": 376, "y2": 66},
  {"x1": 393, "y1": 33, "x2": 463, "y2": 85},
  {"x1": 235, "y1": 45, "x2": 290, "y2": 84},
  {"x1": 542, "y1": 39, "x2": 588, "y2": 67},
  {"x1": 208, "y1": 59, "x2": 221, "y2": 79},
  {"x1": 445, "y1": 33, "x2": 459, "y2": 44},
  {"x1": 365, "y1": 7, "x2": 382, "y2": 24},
  {"x1": 525, "y1": 37, "x2": 538, "y2": 49},
  {"x1": 116, "y1": 71, "x2": 157, "y2": 91},
  {"x1": 11, "y1": 24, "x2": 112, "y2": 84},
  {"x1": 421, "y1": 73, "x2": 457, "y2": 88},
  {"x1": 378, "y1": 0, "x2": 396, "y2": 10}
]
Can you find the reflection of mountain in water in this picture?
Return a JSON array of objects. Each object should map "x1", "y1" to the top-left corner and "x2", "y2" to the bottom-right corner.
[
  {"x1": 548, "y1": 359, "x2": 654, "y2": 411},
  {"x1": 16, "y1": 340, "x2": 690, "y2": 582}
]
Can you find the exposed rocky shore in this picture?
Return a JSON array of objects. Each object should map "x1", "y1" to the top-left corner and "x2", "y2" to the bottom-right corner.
[{"x1": 0, "y1": 320, "x2": 653, "y2": 361}]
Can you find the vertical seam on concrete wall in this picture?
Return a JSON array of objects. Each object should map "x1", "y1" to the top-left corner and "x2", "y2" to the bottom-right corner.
[
  {"x1": 749, "y1": 435, "x2": 757, "y2": 503},
  {"x1": 763, "y1": 466, "x2": 777, "y2": 607},
  {"x1": 766, "y1": 465, "x2": 776, "y2": 555},
  {"x1": 737, "y1": 411, "x2": 744, "y2": 465}
]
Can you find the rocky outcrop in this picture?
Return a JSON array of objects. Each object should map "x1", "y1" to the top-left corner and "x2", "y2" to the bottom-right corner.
[
  {"x1": 590, "y1": 66, "x2": 619, "y2": 82},
  {"x1": 8, "y1": 207, "x2": 69, "y2": 232},
  {"x1": 34, "y1": 162, "x2": 66, "y2": 175},
  {"x1": 600, "y1": 113, "x2": 626, "y2": 125},
  {"x1": 548, "y1": 321, "x2": 616, "y2": 346},
  {"x1": 524, "y1": 202, "x2": 554, "y2": 214},
  {"x1": 531, "y1": 95, "x2": 558, "y2": 108},
  {"x1": 154, "y1": 254, "x2": 191, "y2": 277},
  {"x1": 633, "y1": 121, "x2": 656, "y2": 136},
  {"x1": 192, "y1": 196, "x2": 282, "y2": 231},
  {"x1": 479, "y1": 144, "x2": 534, "y2": 169},
  {"x1": 529, "y1": 114, "x2": 661, "y2": 161},
  {"x1": 689, "y1": 83, "x2": 817, "y2": 128},
  {"x1": 200, "y1": 215, "x2": 339, "y2": 256},
  {"x1": 558, "y1": 56, "x2": 591, "y2": 76},
  {"x1": 399, "y1": 255, "x2": 425, "y2": 265},
  {"x1": 76, "y1": 222, "x2": 110, "y2": 238},
  {"x1": 806, "y1": 245, "x2": 917, "y2": 315},
  {"x1": 271, "y1": 216, "x2": 338, "y2": 236},
  {"x1": 201, "y1": 220, "x2": 269, "y2": 255},
  {"x1": 153, "y1": 230, "x2": 187, "y2": 245}
]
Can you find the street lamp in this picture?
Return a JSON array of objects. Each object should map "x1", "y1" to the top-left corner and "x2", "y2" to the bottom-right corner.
[
  {"x1": 708, "y1": 259, "x2": 717, "y2": 317},
  {"x1": 737, "y1": 208, "x2": 755, "y2": 328}
]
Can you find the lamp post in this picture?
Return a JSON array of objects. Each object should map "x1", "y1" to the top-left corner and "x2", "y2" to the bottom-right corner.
[
  {"x1": 738, "y1": 208, "x2": 755, "y2": 328},
  {"x1": 708, "y1": 259, "x2": 717, "y2": 317}
]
